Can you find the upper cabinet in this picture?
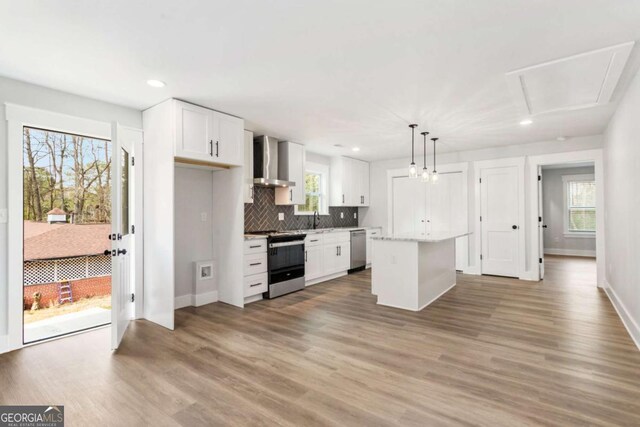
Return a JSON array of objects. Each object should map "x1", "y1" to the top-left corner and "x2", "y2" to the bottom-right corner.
[
  {"x1": 275, "y1": 142, "x2": 305, "y2": 205},
  {"x1": 243, "y1": 130, "x2": 254, "y2": 203},
  {"x1": 330, "y1": 156, "x2": 370, "y2": 207},
  {"x1": 174, "y1": 100, "x2": 243, "y2": 167}
]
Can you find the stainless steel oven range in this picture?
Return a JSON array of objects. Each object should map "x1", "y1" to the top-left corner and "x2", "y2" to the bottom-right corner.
[{"x1": 256, "y1": 231, "x2": 306, "y2": 299}]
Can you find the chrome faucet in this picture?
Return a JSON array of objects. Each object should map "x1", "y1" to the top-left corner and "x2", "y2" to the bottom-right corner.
[{"x1": 313, "y1": 210, "x2": 320, "y2": 229}]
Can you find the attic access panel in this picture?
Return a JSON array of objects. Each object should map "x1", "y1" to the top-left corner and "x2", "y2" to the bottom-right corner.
[{"x1": 506, "y1": 41, "x2": 634, "y2": 116}]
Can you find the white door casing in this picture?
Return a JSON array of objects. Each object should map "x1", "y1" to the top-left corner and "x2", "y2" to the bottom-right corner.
[
  {"x1": 480, "y1": 164, "x2": 521, "y2": 277},
  {"x1": 537, "y1": 166, "x2": 545, "y2": 279}
]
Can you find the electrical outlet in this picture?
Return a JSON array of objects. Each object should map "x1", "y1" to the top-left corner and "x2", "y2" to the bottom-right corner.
[
  {"x1": 200, "y1": 212, "x2": 207, "y2": 222},
  {"x1": 278, "y1": 212, "x2": 284, "y2": 221},
  {"x1": 0, "y1": 208, "x2": 6, "y2": 224},
  {"x1": 353, "y1": 212, "x2": 357, "y2": 219}
]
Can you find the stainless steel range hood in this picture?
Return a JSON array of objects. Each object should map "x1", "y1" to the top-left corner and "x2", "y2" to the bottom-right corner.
[{"x1": 253, "y1": 135, "x2": 296, "y2": 187}]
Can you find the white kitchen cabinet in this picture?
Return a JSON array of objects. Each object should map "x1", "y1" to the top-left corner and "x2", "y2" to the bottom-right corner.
[
  {"x1": 175, "y1": 102, "x2": 214, "y2": 162},
  {"x1": 243, "y1": 130, "x2": 254, "y2": 203},
  {"x1": 322, "y1": 241, "x2": 350, "y2": 276},
  {"x1": 174, "y1": 100, "x2": 243, "y2": 167},
  {"x1": 305, "y1": 245, "x2": 323, "y2": 282},
  {"x1": 366, "y1": 227, "x2": 381, "y2": 266},
  {"x1": 330, "y1": 156, "x2": 370, "y2": 207},
  {"x1": 275, "y1": 142, "x2": 305, "y2": 205}
]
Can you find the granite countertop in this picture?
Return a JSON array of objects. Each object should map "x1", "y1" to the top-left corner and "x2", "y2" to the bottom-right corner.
[
  {"x1": 372, "y1": 231, "x2": 471, "y2": 243},
  {"x1": 244, "y1": 226, "x2": 382, "y2": 239},
  {"x1": 243, "y1": 234, "x2": 268, "y2": 240}
]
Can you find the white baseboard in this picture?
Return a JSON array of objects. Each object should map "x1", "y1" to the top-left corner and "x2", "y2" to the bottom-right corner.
[
  {"x1": 544, "y1": 248, "x2": 596, "y2": 257},
  {"x1": 175, "y1": 290, "x2": 219, "y2": 309},
  {"x1": 604, "y1": 281, "x2": 640, "y2": 351}
]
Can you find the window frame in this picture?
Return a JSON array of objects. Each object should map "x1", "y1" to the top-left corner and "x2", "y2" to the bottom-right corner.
[
  {"x1": 562, "y1": 174, "x2": 595, "y2": 238},
  {"x1": 294, "y1": 161, "x2": 330, "y2": 216}
]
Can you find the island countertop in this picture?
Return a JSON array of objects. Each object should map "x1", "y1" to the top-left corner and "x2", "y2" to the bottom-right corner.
[{"x1": 372, "y1": 231, "x2": 470, "y2": 243}]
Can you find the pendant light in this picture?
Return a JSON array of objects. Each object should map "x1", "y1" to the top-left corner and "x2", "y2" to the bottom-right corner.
[
  {"x1": 431, "y1": 137, "x2": 439, "y2": 182},
  {"x1": 408, "y1": 124, "x2": 418, "y2": 178},
  {"x1": 420, "y1": 131, "x2": 430, "y2": 182}
]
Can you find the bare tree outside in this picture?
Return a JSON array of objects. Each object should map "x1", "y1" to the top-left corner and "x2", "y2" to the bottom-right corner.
[{"x1": 23, "y1": 127, "x2": 111, "y2": 224}]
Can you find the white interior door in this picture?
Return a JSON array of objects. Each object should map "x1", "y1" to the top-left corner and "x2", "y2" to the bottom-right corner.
[
  {"x1": 392, "y1": 177, "x2": 426, "y2": 235},
  {"x1": 111, "y1": 123, "x2": 139, "y2": 350},
  {"x1": 537, "y1": 166, "x2": 545, "y2": 279},
  {"x1": 480, "y1": 166, "x2": 520, "y2": 277}
]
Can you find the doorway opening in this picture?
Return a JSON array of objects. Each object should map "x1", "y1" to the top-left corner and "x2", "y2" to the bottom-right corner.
[
  {"x1": 539, "y1": 162, "x2": 597, "y2": 286},
  {"x1": 22, "y1": 126, "x2": 112, "y2": 344}
]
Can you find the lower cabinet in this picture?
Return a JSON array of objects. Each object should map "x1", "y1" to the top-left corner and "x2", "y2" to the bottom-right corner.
[
  {"x1": 366, "y1": 227, "x2": 381, "y2": 266},
  {"x1": 304, "y1": 230, "x2": 360, "y2": 285},
  {"x1": 305, "y1": 245, "x2": 323, "y2": 281}
]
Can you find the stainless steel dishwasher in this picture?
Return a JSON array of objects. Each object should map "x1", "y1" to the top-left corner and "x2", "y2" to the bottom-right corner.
[{"x1": 350, "y1": 229, "x2": 366, "y2": 272}]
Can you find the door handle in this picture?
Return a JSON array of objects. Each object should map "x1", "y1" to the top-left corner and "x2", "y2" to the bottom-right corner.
[
  {"x1": 342, "y1": 194, "x2": 345, "y2": 204},
  {"x1": 117, "y1": 248, "x2": 127, "y2": 255},
  {"x1": 305, "y1": 250, "x2": 308, "y2": 262},
  {"x1": 216, "y1": 141, "x2": 219, "y2": 157},
  {"x1": 209, "y1": 140, "x2": 213, "y2": 156},
  {"x1": 542, "y1": 225, "x2": 548, "y2": 228},
  {"x1": 290, "y1": 189, "x2": 293, "y2": 201},
  {"x1": 512, "y1": 225, "x2": 518, "y2": 230},
  {"x1": 336, "y1": 246, "x2": 339, "y2": 256},
  {"x1": 104, "y1": 249, "x2": 115, "y2": 256}
]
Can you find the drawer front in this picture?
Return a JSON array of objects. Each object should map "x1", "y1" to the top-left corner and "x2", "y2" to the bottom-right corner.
[
  {"x1": 244, "y1": 273, "x2": 268, "y2": 297},
  {"x1": 244, "y1": 253, "x2": 268, "y2": 276},
  {"x1": 244, "y1": 239, "x2": 267, "y2": 255},
  {"x1": 324, "y1": 231, "x2": 351, "y2": 244},
  {"x1": 305, "y1": 234, "x2": 324, "y2": 247}
]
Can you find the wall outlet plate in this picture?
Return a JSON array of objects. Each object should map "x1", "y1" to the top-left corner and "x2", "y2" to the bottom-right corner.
[
  {"x1": 340, "y1": 212, "x2": 344, "y2": 219},
  {"x1": 354, "y1": 212, "x2": 357, "y2": 219},
  {"x1": 200, "y1": 212, "x2": 207, "y2": 222},
  {"x1": 278, "y1": 212, "x2": 284, "y2": 221}
]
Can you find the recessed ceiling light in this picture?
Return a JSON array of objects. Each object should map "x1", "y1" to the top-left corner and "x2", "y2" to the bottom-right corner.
[
  {"x1": 557, "y1": 136, "x2": 567, "y2": 141},
  {"x1": 352, "y1": 147, "x2": 360, "y2": 152},
  {"x1": 519, "y1": 119, "x2": 533, "y2": 125},
  {"x1": 146, "y1": 79, "x2": 166, "y2": 88}
]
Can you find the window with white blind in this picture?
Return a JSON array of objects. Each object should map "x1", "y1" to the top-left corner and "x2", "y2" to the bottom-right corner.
[
  {"x1": 562, "y1": 174, "x2": 595, "y2": 236},
  {"x1": 294, "y1": 161, "x2": 329, "y2": 215}
]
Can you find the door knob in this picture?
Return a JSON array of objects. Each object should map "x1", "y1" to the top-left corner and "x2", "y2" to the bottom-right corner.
[
  {"x1": 542, "y1": 225, "x2": 548, "y2": 228},
  {"x1": 104, "y1": 249, "x2": 114, "y2": 256},
  {"x1": 512, "y1": 225, "x2": 518, "y2": 230}
]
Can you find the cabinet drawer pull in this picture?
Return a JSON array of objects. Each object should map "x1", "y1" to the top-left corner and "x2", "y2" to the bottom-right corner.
[
  {"x1": 209, "y1": 140, "x2": 213, "y2": 156},
  {"x1": 249, "y1": 245, "x2": 262, "y2": 248},
  {"x1": 250, "y1": 282, "x2": 263, "y2": 287},
  {"x1": 249, "y1": 262, "x2": 262, "y2": 266},
  {"x1": 310, "y1": 239, "x2": 318, "y2": 242}
]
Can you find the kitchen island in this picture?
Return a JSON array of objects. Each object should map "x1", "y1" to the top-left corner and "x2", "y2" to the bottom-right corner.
[{"x1": 371, "y1": 232, "x2": 470, "y2": 311}]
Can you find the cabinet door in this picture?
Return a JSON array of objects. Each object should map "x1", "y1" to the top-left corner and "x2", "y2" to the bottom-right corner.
[
  {"x1": 214, "y1": 112, "x2": 244, "y2": 166},
  {"x1": 337, "y1": 242, "x2": 351, "y2": 271},
  {"x1": 365, "y1": 228, "x2": 380, "y2": 265},
  {"x1": 360, "y1": 161, "x2": 370, "y2": 206},
  {"x1": 243, "y1": 130, "x2": 254, "y2": 203},
  {"x1": 175, "y1": 102, "x2": 214, "y2": 161},
  {"x1": 289, "y1": 143, "x2": 305, "y2": 205},
  {"x1": 343, "y1": 158, "x2": 356, "y2": 206},
  {"x1": 322, "y1": 244, "x2": 339, "y2": 275},
  {"x1": 305, "y1": 245, "x2": 323, "y2": 281}
]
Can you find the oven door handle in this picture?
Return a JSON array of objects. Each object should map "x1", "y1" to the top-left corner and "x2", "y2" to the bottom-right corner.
[{"x1": 269, "y1": 241, "x2": 305, "y2": 248}]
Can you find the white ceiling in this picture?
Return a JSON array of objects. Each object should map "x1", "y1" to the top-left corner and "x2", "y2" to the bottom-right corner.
[{"x1": 1, "y1": 0, "x2": 640, "y2": 161}]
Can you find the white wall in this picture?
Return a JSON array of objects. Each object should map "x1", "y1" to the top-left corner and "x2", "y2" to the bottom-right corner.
[
  {"x1": 174, "y1": 166, "x2": 215, "y2": 299},
  {"x1": 360, "y1": 135, "x2": 603, "y2": 274},
  {"x1": 0, "y1": 76, "x2": 141, "y2": 339},
  {"x1": 542, "y1": 166, "x2": 596, "y2": 255},
  {"x1": 603, "y1": 67, "x2": 640, "y2": 348}
]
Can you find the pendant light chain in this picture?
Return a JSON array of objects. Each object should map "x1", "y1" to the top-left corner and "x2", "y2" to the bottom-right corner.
[
  {"x1": 408, "y1": 124, "x2": 418, "y2": 178},
  {"x1": 431, "y1": 137, "x2": 439, "y2": 182},
  {"x1": 421, "y1": 131, "x2": 430, "y2": 182}
]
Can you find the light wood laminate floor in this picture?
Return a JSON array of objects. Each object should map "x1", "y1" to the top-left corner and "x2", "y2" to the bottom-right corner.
[{"x1": 1, "y1": 256, "x2": 639, "y2": 426}]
